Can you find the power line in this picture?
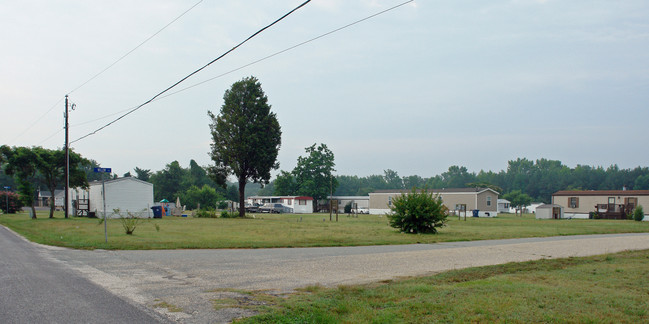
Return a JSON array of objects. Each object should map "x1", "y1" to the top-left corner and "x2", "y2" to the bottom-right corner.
[
  {"x1": 20, "y1": 0, "x2": 203, "y2": 146},
  {"x1": 156, "y1": 0, "x2": 416, "y2": 100},
  {"x1": 70, "y1": 0, "x2": 414, "y2": 133},
  {"x1": 67, "y1": 0, "x2": 204, "y2": 95},
  {"x1": 71, "y1": 0, "x2": 312, "y2": 144},
  {"x1": 8, "y1": 97, "x2": 63, "y2": 144},
  {"x1": 38, "y1": 128, "x2": 64, "y2": 146}
]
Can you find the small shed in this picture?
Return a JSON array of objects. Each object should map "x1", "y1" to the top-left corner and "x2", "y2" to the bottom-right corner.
[
  {"x1": 88, "y1": 177, "x2": 154, "y2": 218},
  {"x1": 535, "y1": 204, "x2": 564, "y2": 219}
]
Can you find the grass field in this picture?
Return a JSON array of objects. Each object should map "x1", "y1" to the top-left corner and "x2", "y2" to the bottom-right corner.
[
  {"x1": 0, "y1": 210, "x2": 647, "y2": 250},
  {"x1": 2, "y1": 211, "x2": 648, "y2": 322},
  {"x1": 237, "y1": 249, "x2": 649, "y2": 323}
]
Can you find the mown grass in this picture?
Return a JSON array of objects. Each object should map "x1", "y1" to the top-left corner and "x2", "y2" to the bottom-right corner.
[
  {"x1": 0, "y1": 211, "x2": 647, "y2": 250},
  {"x1": 237, "y1": 249, "x2": 649, "y2": 323}
]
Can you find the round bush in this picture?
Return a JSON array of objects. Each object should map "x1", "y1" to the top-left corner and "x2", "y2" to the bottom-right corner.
[{"x1": 387, "y1": 187, "x2": 449, "y2": 234}]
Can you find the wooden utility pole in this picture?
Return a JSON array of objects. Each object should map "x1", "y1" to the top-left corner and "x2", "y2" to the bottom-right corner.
[{"x1": 64, "y1": 95, "x2": 69, "y2": 219}]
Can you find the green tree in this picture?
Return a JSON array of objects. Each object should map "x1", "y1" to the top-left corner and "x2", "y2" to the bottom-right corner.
[
  {"x1": 179, "y1": 185, "x2": 223, "y2": 210},
  {"x1": 1, "y1": 146, "x2": 39, "y2": 219},
  {"x1": 150, "y1": 161, "x2": 187, "y2": 202},
  {"x1": 402, "y1": 174, "x2": 425, "y2": 190},
  {"x1": 634, "y1": 175, "x2": 649, "y2": 190},
  {"x1": 273, "y1": 171, "x2": 297, "y2": 196},
  {"x1": 134, "y1": 167, "x2": 152, "y2": 182},
  {"x1": 188, "y1": 159, "x2": 213, "y2": 188},
  {"x1": 33, "y1": 147, "x2": 89, "y2": 218},
  {"x1": 503, "y1": 190, "x2": 533, "y2": 217},
  {"x1": 441, "y1": 165, "x2": 475, "y2": 188},
  {"x1": 82, "y1": 159, "x2": 104, "y2": 182},
  {"x1": 383, "y1": 169, "x2": 404, "y2": 189},
  {"x1": 208, "y1": 76, "x2": 282, "y2": 217},
  {"x1": 293, "y1": 143, "x2": 337, "y2": 212},
  {"x1": 387, "y1": 187, "x2": 449, "y2": 234}
]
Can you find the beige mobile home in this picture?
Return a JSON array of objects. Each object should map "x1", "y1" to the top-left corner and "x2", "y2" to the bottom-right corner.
[
  {"x1": 369, "y1": 188, "x2": 499, "y2": 217},
  {"x1": 552, "y1": 190, "x2": 649, "y2": 220}
]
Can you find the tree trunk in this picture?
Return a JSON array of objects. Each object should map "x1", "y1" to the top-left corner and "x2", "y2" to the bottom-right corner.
[
  {"x1": 49, "y1": 188, "x2": 56, "y2": 218},
  {"x1": 238, "y1": 177, "x2": 246, "y2": 218},
  {"x1": 30, "y1": 204, "x2": 37, "y2": 219}
]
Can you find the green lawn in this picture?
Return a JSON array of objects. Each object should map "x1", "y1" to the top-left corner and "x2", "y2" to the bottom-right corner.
[
  {"x1": 238, "y1": 249, "x2": 649, "y2": 323},
  {"x1": 0, "y1": 211, "x2": 647, "y2": 250}
]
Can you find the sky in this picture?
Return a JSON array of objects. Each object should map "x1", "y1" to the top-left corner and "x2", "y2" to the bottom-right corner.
[{"x1": 1, "y1": 0, "x2": 648, "y2": 180}]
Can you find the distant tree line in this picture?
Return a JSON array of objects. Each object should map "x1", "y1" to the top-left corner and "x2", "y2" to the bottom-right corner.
[{"x1": 332, "y1": 158, "x2": 649, "y2": 203}]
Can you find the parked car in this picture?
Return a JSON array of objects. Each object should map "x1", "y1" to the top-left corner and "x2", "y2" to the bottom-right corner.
[
  {"x1": 357, "y1": 207, "x2": 369, "y2": 214},
  {"x1": 259, "y1": 203, "x2": 292, "y2": 213},
  {"x1": 245, "y1": 203, "x2": 261, "y2": 213}
]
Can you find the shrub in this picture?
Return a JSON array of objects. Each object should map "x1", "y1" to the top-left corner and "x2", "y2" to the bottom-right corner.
[
  {"x1": 387, "y1": 187, "x2": 449, "y2": 234},
  {"x1": 194, "y1": 208, "x2": 218, "y2": 218},
  {"x1": 344, "y1": 202, "x2": 352, "y2": 214},
  {"x1": 0, "y1": 191, "x2": 23, "y2": 214},
  {"x1": 101, "y1": 209, "x2": 158, "y2": 235},
  {"x1": 217, "y1": 201, "x2": 228, "y2": 210},
  {"x1": 633, "y1": 205, "x2": 645, "y2": 222},
  {"x1": 220, "y1": 210, "x2": 238, "y2": 218}
]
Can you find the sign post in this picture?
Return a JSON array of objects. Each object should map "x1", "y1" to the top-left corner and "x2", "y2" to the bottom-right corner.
[
  {"x1": 94, "y1": 168, "x2": 111, "y2": 243},
  {"x1": 3, "y1": 186, "x2": 10, "y2": 214}
]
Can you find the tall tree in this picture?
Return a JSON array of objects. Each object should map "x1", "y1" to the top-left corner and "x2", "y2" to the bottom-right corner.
[
  {"x1": 1, "y1": 146, "x2": 39, "y2": 219},
  {"x1": 33, "y1": 147, "x2": 89, "y2": 218},
  {"x1": 150, "y1": 161, "x2": 187, "y2": 202},
  {"x1": 134, "y1": 167, "x2": 152, "y2": 182},
  {"x1": 273, "y1": 171, "x2": 297, "y2": 196},
  {"x1": 441, "y1": 165, "x2": 475, "y2": 188},
  {"x1": 81, "y1": 159, "x2": 104, "y2": 182},
  {"x1": 503, "y1": 190, "x2": 532, "y2": 216},
  {"x1": 293, "y1": 143, "x2": 337, "y2": 211},
  {"x1": 188, "y1": 159, "x2": 213, "y2": 188},
  {"x1": 383, "y1": 169, "x2": 404, "y2": 189},
  {"x1": 208, "y1": 76, "x2": 281, "y2": 217}
]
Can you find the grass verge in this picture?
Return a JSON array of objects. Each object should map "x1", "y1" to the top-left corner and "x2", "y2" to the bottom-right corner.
[
  {"x1": 236, "y1": 249, "x2": 649, "y2": 323},
  {"x1": 0, "y1": 211, "x2": 647, "y2": 250}
]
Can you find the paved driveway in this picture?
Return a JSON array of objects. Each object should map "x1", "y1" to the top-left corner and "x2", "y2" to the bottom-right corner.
[{"x1": 5, "y1": 226, "x2": 649, "y2": 323}]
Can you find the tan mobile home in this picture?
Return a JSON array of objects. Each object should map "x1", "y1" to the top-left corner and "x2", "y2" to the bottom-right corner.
[
  {"x1": 552, "y1": 190, "x2": 649, "y2": 220},
  {"x1": 369, "y1": 188, "x2": 499, "y2": 217}
]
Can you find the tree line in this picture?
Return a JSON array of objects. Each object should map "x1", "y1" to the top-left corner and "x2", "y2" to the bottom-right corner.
[
  {"x1": 332, "y1": 158, "x2": 649, "y2": 203},
  {"x1": 4, "y1": 149, "x2": 648, "y2": 214}
]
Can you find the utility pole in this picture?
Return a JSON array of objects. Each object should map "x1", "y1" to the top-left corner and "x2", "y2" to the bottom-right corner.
[{"x1": 64, "y1": 95, "x2": 69, "y2": 218}]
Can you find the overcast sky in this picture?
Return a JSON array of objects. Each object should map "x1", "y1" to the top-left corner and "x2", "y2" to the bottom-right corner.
[{"x1": 1, "y1": 0, "x2": 648, "y2": 179}]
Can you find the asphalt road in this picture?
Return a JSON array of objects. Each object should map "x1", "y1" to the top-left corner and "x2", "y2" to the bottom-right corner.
[
  {"x1": 0, "y1": 226, "x2": 170, "y2": 324},
  {"x1": 2, "y1": 226, "x2": 649, "y2": 323}
]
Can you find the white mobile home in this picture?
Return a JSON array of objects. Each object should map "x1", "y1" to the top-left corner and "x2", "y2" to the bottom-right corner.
[
  {"x1": 327, "y1": 196, "x2": 370, "y2": 213},
  {"x1": 497, "y1": 199, "x2": 510, "y2": 213},
  {"x1": 246, "y1": 196, "x2": 314, "y2": 213},
  {"x1": 87, "y1": 177, "x2": 154, "y2": 218}
]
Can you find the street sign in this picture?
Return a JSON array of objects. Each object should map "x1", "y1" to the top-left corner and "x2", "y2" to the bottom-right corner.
[{"x1": 94, "y1": 167, "x2": 112, "y2": 173}]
